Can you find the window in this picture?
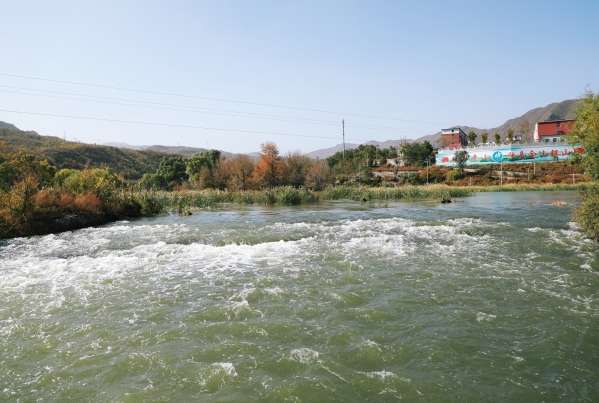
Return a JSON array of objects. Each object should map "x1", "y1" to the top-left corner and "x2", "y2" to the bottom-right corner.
[
  {"x1": 552, "y1": 138, "x2": 557, "y2": 142},
  {"x1": 544, "y1": 138, "x2": 549, "y2": 143},
  {"x1": 557, "y1": 130, "x2": 563, "y2": 135},
  {"x1": 556, "y1": 123, "x2": 561, "y2": 127}
]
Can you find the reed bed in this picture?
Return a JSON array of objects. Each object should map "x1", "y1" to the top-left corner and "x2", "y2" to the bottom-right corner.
[
  {"x1": 470, "y1": 183, "x2": 591, "y2": 193},
  {"x1": 131, "y1": 184, "x2": 473, "y2": 213},
  {"x1": 320, "y1": 185, "x2": 471, "y2": 201}
]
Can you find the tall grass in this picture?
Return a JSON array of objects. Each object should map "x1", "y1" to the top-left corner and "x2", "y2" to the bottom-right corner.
[
  {"x1": 320, "y1": 185, "x2": 471, "y2": 201},
  {"x1": 132, "y1": 184, "x2": 473, "y2": 213},
  {"x1": 470, "y1": 183, "x2": 591, "y2": 193}
]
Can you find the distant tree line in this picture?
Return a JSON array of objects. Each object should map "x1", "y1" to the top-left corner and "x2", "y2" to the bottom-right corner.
[{"x1": 142, "y1": 142, "x2": 334, "y2": 191}]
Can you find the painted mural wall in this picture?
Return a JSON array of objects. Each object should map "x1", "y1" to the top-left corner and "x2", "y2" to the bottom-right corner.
[{"x1": 435, "y1": 143, "x2": 584, "y2": 166}]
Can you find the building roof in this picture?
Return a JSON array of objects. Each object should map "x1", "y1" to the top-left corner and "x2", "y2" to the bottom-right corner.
[{"x1": 539, "y1": 119, "x2": 576, "y2": 123}]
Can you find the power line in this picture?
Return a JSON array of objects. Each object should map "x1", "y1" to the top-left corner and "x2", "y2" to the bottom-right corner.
[
  {"x1": 0, "y1": 87, "x2": 434, "y2": 134},
  {"x1": 0, "y1": 73, "x2": 451, "y2": 125},
  {"x1": 0, "y1": 108, "x2": 382, "y2": 142}
]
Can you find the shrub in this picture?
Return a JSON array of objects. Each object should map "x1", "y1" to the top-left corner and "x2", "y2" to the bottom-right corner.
[{"x1": 573, "y1": 184, "x2": 599, "y2": 241}]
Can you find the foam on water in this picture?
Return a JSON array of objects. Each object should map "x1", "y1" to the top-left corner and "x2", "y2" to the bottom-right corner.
[{"x1": 1, "y1": 194, "x2": 598, "y2": 401}]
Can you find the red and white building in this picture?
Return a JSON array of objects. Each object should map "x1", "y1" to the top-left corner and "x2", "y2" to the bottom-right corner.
[
  {"x1": 441, "y1": 127, "x2": 468, "y2": 148},
  {"x1": 533, "y1": 119, "x2": 575, "y2": 143}
]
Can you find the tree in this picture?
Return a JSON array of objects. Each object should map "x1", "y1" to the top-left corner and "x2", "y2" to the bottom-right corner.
[
  {"x1": 507, "y1": 128, "x2": 515, "y2": 143},
  {"x1": 518, "y1": 119, "x2": 530, "y2": 140},
  {"x1": 306, "y1": 159, "x2": 334, "y2": 190},
  {"x1": 254, "y1": 142, "x2": 282, "y2": 188},
  {"x1": 229, "y1": 154, "x2": 255, "y2": 191},
  {"x1": 212, "y1": 158, "x2": 232, "y2": 190},
  {"x1": 186, "y1": 150, "x2": 221, "y2": 188},
  {"x1": 452, "y1": 150, "x2": 469, "y2": 175},
  {"x1": 282, "y1": 151, "x2": 312, "y2": 188},
  {"x1": 399, "y1": 141, "x2": 434, "y2": 166},
  {"x1": 481, "y1": 131, "x2": 489, "y2": 144},
  {"x1": 568, "y1": 89, "x2": 599, "y2": 240},
  {"x1": 467, "y1": 130, "x2": 477, "y2": 145},
  {"x1": 567, "y1": 89, "x2": 599, "y2": 179},
  {"x1": 152, "y1": 156, "x2": 188, "y2": 190},
  {"x1": 494, "y1": 132, "x2": 501, "y2": 144}
]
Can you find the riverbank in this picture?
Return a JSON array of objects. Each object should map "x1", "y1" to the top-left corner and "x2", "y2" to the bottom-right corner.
[{"x1": 4, "y1": 183, "x2": 594, "y2": 239}]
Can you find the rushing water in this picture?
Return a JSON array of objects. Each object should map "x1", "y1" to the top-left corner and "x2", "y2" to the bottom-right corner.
[{"x1": 1, "y1": 191, "x2": 598, "y2": 402}]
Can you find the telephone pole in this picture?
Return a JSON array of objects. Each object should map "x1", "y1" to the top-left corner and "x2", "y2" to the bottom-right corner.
[{"x1": 342, "y1": 119, "x2": 345, "y2": 161}]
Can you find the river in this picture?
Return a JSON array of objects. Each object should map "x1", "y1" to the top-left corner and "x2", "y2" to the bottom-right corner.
[{"x1": 1, "y1": 191, "x2": 598, "y2": 402}]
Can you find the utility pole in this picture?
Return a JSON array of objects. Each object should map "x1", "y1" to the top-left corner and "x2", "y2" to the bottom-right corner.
[
  {"x1": 63, "y1": 131, "x2": 66, "y2": 141},
  {"x1": 500, "y1": 160, "x2": 503, "y2": 185},
  {"x1": 342, "y1": 119, "x2": 345, "y2": 161}
]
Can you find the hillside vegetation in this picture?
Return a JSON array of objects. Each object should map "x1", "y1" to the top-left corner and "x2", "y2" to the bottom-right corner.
[{"x1": 0, "y1": 127, "x2": 171, "y2": 179}]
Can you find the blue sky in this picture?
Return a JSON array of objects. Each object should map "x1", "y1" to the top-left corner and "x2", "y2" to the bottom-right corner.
[{"x1": 0, "y1": 0, "x2": 597, "y2": 154}]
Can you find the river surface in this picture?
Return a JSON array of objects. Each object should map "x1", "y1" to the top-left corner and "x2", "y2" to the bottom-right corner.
[{"x1": 1, "y1": 191, "x2": 598, "y2": 402}]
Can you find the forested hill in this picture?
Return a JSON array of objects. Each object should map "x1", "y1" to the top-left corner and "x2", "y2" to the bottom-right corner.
[{"x1": 0, "y1": 126, "x2": 170, "y2": 180}]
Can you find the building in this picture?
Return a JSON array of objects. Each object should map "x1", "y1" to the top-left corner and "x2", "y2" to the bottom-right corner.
[
  {"x1": 533, "y1": 119, "x2": 575, "y2": 143},
  {"x1": 441, "y1": 127, "x2": 468, "y2": 148}
]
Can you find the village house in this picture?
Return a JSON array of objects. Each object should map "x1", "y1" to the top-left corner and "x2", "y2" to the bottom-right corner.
[
  {"x1": 533, "y1": 119, "x2": 575, "y2": 143},
  {"x1": 440, "y1": 127, "x2": 468, "y2": 148}
]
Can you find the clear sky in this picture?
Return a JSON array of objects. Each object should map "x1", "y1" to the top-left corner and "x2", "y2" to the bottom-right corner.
[{"x1": 0, "y1": 0, "x2": 597, "y2": 154}]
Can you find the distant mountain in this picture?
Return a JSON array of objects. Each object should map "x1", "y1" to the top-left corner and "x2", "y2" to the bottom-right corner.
[
  {"x1": 103, "y1": 142, "x2": 235, "y2": 157},
  {"x1": 0, "y1": 121, "x2": 18, "y2": 130}
]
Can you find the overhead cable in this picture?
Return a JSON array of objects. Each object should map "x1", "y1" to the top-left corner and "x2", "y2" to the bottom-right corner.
[
  {"x1": 0, "y1": 108, "x2": 391, "y2": 142},
  {"x1": 0, "y1": 73, "x2": 451, "y2": 125}
]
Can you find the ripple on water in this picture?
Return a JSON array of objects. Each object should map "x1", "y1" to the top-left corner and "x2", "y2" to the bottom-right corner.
[{"x1": 1, "y1": 195, "x2": 598, "y2": 401}]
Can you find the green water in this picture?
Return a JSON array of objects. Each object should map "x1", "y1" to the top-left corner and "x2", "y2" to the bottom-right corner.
[{"x1": 1, "y1": 191, "x2": 598, "y2": 402}]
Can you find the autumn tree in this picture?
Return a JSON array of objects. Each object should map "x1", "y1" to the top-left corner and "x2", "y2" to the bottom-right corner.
[
  {"x1": 306, "y1": 159, "x2": 334, "y2": 190},
  {"x1": 507, "y1": 128, "x2": 515, "y2": 143},
  {"x1": 254, "y1": 142, "x2": 282, "y2": 188},
  {"x1": 282, "y1": 151, "x2": 312, "y2": 188},
  {"x1": 481, "y1": 131, "x2": 489, "y2": 144},
  {"x1": 229, "y1": 154, "x2": 255, "y2": 191},
  {"x1": 467, "y1": 130, "x2": 477, "y2": 146},
  {"x1": 519, "y1": 119, "x2": 530, "y2": 141},
  {"x1": 212, "y1": 158, "x2": 233, "y2": 190}
]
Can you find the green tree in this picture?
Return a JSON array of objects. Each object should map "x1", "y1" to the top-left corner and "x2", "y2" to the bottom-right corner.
[
  {"x1": 186, "y1": 150, "x2": 221, "y2": 184},
  {"x1": 567, "y1": 89, "x2": 599, "y2": 240},
  {"x1": 567, "y1": 89, "x2": 599, "y2": 179},
  {"x1": 481, "y1": 131, "x2": 489, "y2": 144},
  {"x1": 152, "y1": 156, "x2": 188, "y2": 190},
  {"x1": 494, "y1": 132, "x2": 501, "y2": 143},
  {"x1": 452, "y1": 150, "x2": 469, "y2": 176},
  {"x1": 467, "y1": 130, "x2": 477, "y2": 145},
  {"x1": 399, "y1": 141, "x2": 434, "y2": 166}
]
